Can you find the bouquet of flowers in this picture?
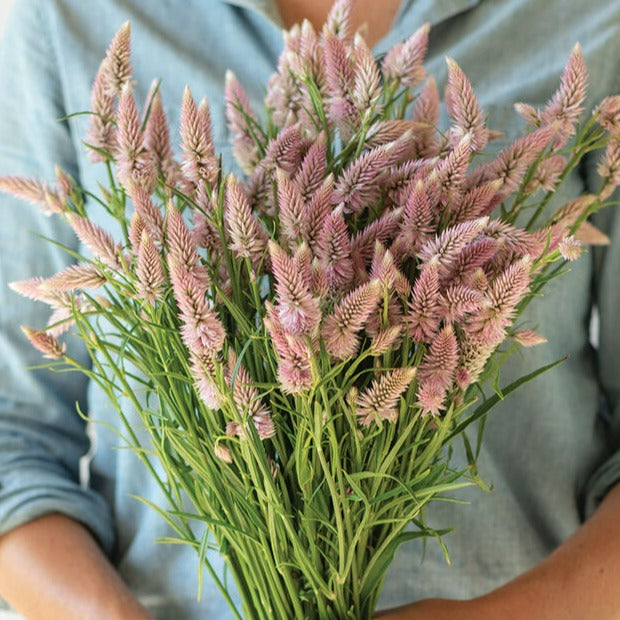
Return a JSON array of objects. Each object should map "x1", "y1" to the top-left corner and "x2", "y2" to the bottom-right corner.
[{"x1": 2, "y1": 1, "x2": 619, "y2": 617}]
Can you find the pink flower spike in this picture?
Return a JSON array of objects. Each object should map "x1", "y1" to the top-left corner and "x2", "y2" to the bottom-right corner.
[
  {"x1": 180, "y1": 86, "x2": 218, "y2": 186},
  {"x1": 294, "y1": 132, "x2": 327, "y2": 202},
  {"x1": 136, "y1": 231, "x2": 166, "y2": 303},
  {"x1": 214, "y1": 443, "x2": 233, "y2": 464},
  {"x1": 355, "y1": 367, "x2": 417, "y2": 426},
  {"x1": 86, "y1": 58, "x2": 117, "y2": 161},
  {"x1": 190, "y1": 353, "x2": 221, "y2": 409},
  {"x1": 596, "y1": 96, "x2": 620, "y2": 134},
  {"x1": 315, "y1": 209, "x2": 354, "y2": 290},
  {"x1": 444, "y1": 58, "x2": 487, "y2": 150},
  {"x1": 381, "y1": 23, "x2": 430, "y2": 88},
  {"x1": 277, "y1": 169, "x2": 308, "y2": 247},
  {"x1": 144, "y1": 81, "x2": 175, "y2": 175},
  {"x1": 67, "y1": 214, "x2": 123, "y2": 269},
  {"x1": 513, "y1": 330, "x2": 548, "y2": 347},
  {"x1": 597, "y1": 138, "x2": 620, "y2": 195},
  {"x1": 0, "y1": 176, "x2": 66, "y2": 215},
  {"x1": 21, "y1": 326, "x2": 66, "y2": 359},
  {"x1": 406, "y1": 260, "x2": 442, "y2": 343},
  {"x1": 102, "y1": 21, "x2": 132, "y2": 96},
  {"x1": 352, "y1": 34, "x2": 381, "y2": 114},
  {"x1": 558, "y1": 236, "x2": 583, "y2": 261},
  {"x1": 41, "y1": 264, "x2": 107, "y2": 292},
  {"x1": 417, "y1": 324, "x2": 459, "y2": 394},
  {"x1": 322, "y1": 0, "x2": 352, "y2": 40}
]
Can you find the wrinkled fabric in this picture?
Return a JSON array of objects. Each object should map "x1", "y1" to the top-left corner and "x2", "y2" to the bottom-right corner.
[{"x1": 0, "y1": 0, "x2": 618, "y2": 617}]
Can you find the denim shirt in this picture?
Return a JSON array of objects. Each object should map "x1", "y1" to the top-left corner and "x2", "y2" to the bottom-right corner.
[{"x1": 0, "y1": 1, "x2": 619, "y2": 617}]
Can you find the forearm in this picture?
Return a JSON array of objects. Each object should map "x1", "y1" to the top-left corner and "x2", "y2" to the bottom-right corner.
[
  {"x1": 0, "y1": 513, "x2": 151, "y2": 620},
  {"x1": 377, "y1": 482, "x2": 620, "y2": 619}
]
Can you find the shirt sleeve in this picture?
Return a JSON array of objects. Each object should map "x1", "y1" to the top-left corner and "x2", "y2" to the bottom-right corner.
[
  {"x1": 582, "y1": 145, "x2": 620, "y2": 518},
  {"x1": 0, "y1": 0, "x2": 115, "y2": 554}
]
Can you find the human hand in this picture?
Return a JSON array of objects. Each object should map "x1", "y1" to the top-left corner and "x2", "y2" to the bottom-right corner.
[{"x1": 374, "y1": 597, "x2": 480, "y2": 619}]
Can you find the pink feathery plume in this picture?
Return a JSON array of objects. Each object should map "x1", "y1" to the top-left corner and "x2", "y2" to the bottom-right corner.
[
  {"x1": 293, "y1": 243, "x2": 314, "y2": 291},
  {"x1": 333, "y1": 144, "x2": 394, "y2": 213},
  {"x1": 486, "y1": 125, "x2": 556, "y2": 191},
  {"x1": 0, "y1": 176, "x2": 67, "y2": 215},
  {"x1": 225, "y1": 350, "x2": 275, "y2": 441},
  {"x1": 416, "y1": 325, "x2": 459, "y2": 415},
  {"x1": 264, "y1": 302, "x2": 314, "y2": 394},
  {"x1": 596, "y1": 95, "x2": 620, "y2": 134},
  {"x1": 315, "y1": 208, "x2": 354, "y2": 290},
  {"x1": 180, "y1": 87, "x2": 218, "y2": 186},
  {"x1": 214, "y1": 443, "x2": 233, "y2": 464},
  {"x1": 482, "y1": 220, "x2": 546, "y2": 259},
  {"x1": 541, "y1": 43, "x2": 588, "y2": 145},
  {"x1": 168, "y1": 259, "x2": 226, "y2": 356},
  {"x1": 369, "y1": 325, "x2": 402, "y2": 356},
  {"x1": 514, "y1": 102, "x2": 541, "y2": 126},
  {"x1": 136, "y1": 231, "x2": 166, "y2": 303},
  {"x1": 365, "y1": 294, "x2": 404, "y2": 338},
  {"x1": 406, "y1": 260, "x2": 442, "y2": 343},
  {"x1": 412, "y1": 76, "x2": 440, "y2": 157},
  {"x1": 261, "y1": 125, "x2": 305, "y2": 174},
  {"x1": 126, "y1": 180, "x2": 165, "y2": 247},
  {"x1": 128, "y1": 211, "x2": 146, "y2": 254},
  {"x1": 244, "y1": 166, "x2": 272, "y2": 217},
  {"x1": 465, "y1": 257, "x2": 532, "y2": 344},
  {"x1": 9, "y1": 279, "x2": 75, "y2": 320},
  {"x1": 351, "y1": 208, "x2": 403, "y2": 266},
  {"x1": 143, "y1": 81, "x2": 178, "y2": 185},
  {"x1": 55, "y1": 166, "x2": 74, "y2": 200},
  {"x1": 67, "y1": 214, "x2": 123, "y2": 269},
  {"x1": 370, "y1": 242, "x2": 410, "y2": 296},
  {"x1": 448, "y1": 180, "x2": 501, "y2": 223},
  {"x1": 102, "y1": 22, "x2": 132, "y2": 97},
  {"x1": 269, "y1": 241, "x2": 321, "y2": 336},
  {"x1": 352, "y1": 34, "x2": 381, "y2": 114},
  {"x1": 225, "y1": 175, "x2": 268, "y2": 270},
  {"x1": 322, "y1": 0, "x2": 352, "y2": 40},
  {"x1": 322, "y1": 280, "x2": 382, "y2": 359},
  {"x1": 21, "y1": 327, "x2": 66, "y2": 359},
  {"x1": 86, "y1": 59, "x2": 117, "y2": 161},
  {"x1": 444, "y1": 58, "x2": 487, "y2": 150},
  {"x1": 40, "y1": 264, "x2": 107, "y2": 292},
  {"x1": 558, "y1": 236, "x2": 583, "y2": 261},
  {"x1": 597, "y1": 138, "x2": 620, "y2": 197},
  {"x1": 442, "y1": 238, "x2": 500, "y2": 285},
  {"x1": 381, "y1": 23, "x2": 430, "y2": 89},
  {"x1": 192, "y1": 183, "x2": 222, "y2": 253},
  {"x1": 190, "y1": 352, "x2": 221, "y2": 409},
  {"x1": 418, "y1": 217, "x2": 489, "y2": 275},
  {"x1": 166, "y1": 203, "x2": 207, "y2": 281},
  {"x1": 395, "y1": 181, "x2": 436, "y2": 256},
  {"x1": 294, "y1": 133, "x2": 327, "y2": 202},
  {"x1": 513, "y1": 329, "x2": 548, "y2": 347},
  {"x1": 305, "y1": 174, "x2": 335, "y2": 250},
  {"x1": 364, "y1": 120, "x2": 420, "y2": 149},
  {"x1": 355, "y1": 367, "x2": 417, "y2": 426},
  {"x1": 225, "y1": 70, "x2": 260, "y2": 172},
  {"x1": 457, "y1": 336, "x2": 496, "y2": 387},
  {"x1": 439, "y1": 284, "x2": 486, "y2": 323},
  {"x1": 525, "y1": 155, "x2": 566, "y2": 194},
  {"x1": 116, "y1": 86, "x2": 156, "y2": 191},
  {"x1": 277, "y1": 169, "x2": 308, "y2": 247},
  {"x1": 434, "y1": 135, "x2": 472, "y2": 202}
]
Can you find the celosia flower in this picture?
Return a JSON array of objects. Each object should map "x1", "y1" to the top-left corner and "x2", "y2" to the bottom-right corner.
[
  {"x1": 190, "y1": 352, "x2": 221, "y2": 409},
  {"x1": 0, "y1": 176, "x2": 67, "y2": 215},
  {"x1": 67, "y1": 214, "x2": 123, "y2": 269},
  {"x1": 294, "y1": 133, "x2": 327, "y2": 202},
  {"x1": 126, "y1": 180, "x2": 165, "y2": 246},
  {"x1": 352, "y1": 34, "x2": 381, "y2": 115},
  {"x1": 102, "y1": 21, "x2": 132, "y2": 96},
  {"x1": 305, "y1": 175, "x2": 334, "y2": 251},
  {"x1": 261, "y1": 125, "x2": 306, "y2": 175},
  {"x1": 322, "y1": 280, "x2": 382, "y2": 359},
  {"x1": 417, "y1": 325, "x2": 459, "y2": 400},
  {"x1": 597, "y1": 138, "x2": 620, "y2": 197},
  {"x1": 355, "y1": 367, "x2": 417, "y2": 426},
  {"x1": 86, "y1": 59, "x2": 117, "y2": 161},
  {"x1": 596, "y1": 95, "x2": 620, "y2": 134},
  {"x1": 369, "y1": 325, "x2": 402, "y2": 356},
  {"x1": 136, "y1": 230, "x2": 166, "y2": 303},
  {"x1": 214, "y1": 442, "x2": 233, "y2": 464},
  {"x1": 269, "y1": 241, "x2": 321, "y2": 335},
  {"x1": 277, "y1": 169, "x2": 308, "y2": 246},
  {"x1": 381, "y1": 23, "x2": 429, "y2": 88},
  {"x1": 41, "y1": 264, "x2": 107, "y2": 292},
  {"x1": 144, "y1": 81, "x2": 178, "y2": 184},
  {"x1": 20, "y1": 327, "x2": 66, "y2": 359},
  {"x1": 315, "y1": 209, "x2": 354, "y2": 290},
  {"x1": 406, "y1": 260, "x2": 441, "y2": 342},
  {"x1": 558, "y1": 236, "x2": 583, "y2": 261},
  {"x1": 322, "y1": 0, "x2": 351, "y2": 40},
  {"x1": 513, "y1": 330, "x2": 548, "y2": 347}
]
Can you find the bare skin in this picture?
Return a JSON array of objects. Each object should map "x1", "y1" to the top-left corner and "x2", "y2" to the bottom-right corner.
[{"x1": 0, "y1": 513, "x2": 151, "y2": 620}]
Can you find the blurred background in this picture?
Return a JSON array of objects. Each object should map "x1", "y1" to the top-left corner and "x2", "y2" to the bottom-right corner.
[{"x1": 0, "y1": 0, "x2": 14, "y2": 36}]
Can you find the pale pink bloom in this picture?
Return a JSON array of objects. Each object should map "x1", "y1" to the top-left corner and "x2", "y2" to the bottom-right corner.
[
  {"x1": 458, "y1": 336, "x2": 497, "y2": 385},
  {"x1": 315, "y1": 209, "x2": 354, "y2": 290},
  {"x1": 46, "y1": 305, "x2": 77, "y2": 337},
  {"x1": 67, "y1": 214, "x2": 123, "y2": 269},
  {"x1": 214, "y1": 443, "x2": 233, "y2": 464},
  {"x1": 351, "y1": 208, "x2": 402, "y2": 266},
  {"x1": 0, "y1": 176, "x2": 66, "y2": 215},
  {"x1": 9, "y1": 277, "x2": 52, "y2": 303},
  {"x1": 355, "y1": 367, "x2": 417, "y2": 426},
  {"x1": 305, "y1": 175, "x2": 334, "y2": 251},
  {"x1": 406, "y1": 261, "x2": 441, "y2": 343},
  {"x1": 443, "y1": 238, "x2": 499, "y2": 285},
  {"x1": 322, "y1": 280, "x2": 382, "y2": 359},
  {"x1": 86, "y1": 59, "x2": 117, "y2": 161},
  {"x1": 483, "y1": 220, "x2": 546, "y2": 259},
  {"x1": 365, "y1": 120, "x2": 419, "y2": 149},
  {"x1": 21, "y1": 326, "x2": 66, "y2": 359},
  {"x1": 439, "y1": 285, "x2": 486, "y2": 323},
  {"x1": 369, "y1": 325, "x2": 402, "y2": 356},
  {"x1": 444, "y1": 58, "x2": 487, "y2": 150},
  {"x1": 294, "y1": 133, "x2": 327, "y2": 202},
  {"x1": 448, "y1": 180, "x2": 502, "y2": 223},
  {"x1": 365, "y1": 295, "x2": 404, "y2": 338},
  {"x1": 381, "y1": 23, "x2": 430, "y2": 88},
  {"x1": 102, "y1": 22, "x2": 132, "y2": 96},
  {"x1": 597, "y1": 138, "x2": 620, "y2": 195},
  {"x1": 513, "y1": 330, "x2": 548, "y2": 347},
  {"x1": 416, "y1": 381, "x2": 447, "y2": 417},
  {"x1": 558, "y1": 236, "x2": 583, "y2": 261},
  {"x1": 55, "y1": 166, "x2": 74, "y2": 200},
  {"x1": 293, "y1": 243, "x2": 314, "y2": 291},
  {"x1": 269, "y1": 241, "x2": 321, "y2": 336},
  {"x1": 418, "y1": 217, "x2": 489, "y2": 275},
  {"x1": 190, "y1": 353, "x2": 221, "y2": 409},
  {"x1": 143, "y1": 81, "x2": 177, "y2": 183},
  {"x1": 352, "y1": 34, "x2": 381, "y2": 114},
  {"x1": 434, "y1": 135, "x2": 472, "y2": 203},
  {"x1": 126, "y1": 180, "x2": 165, "y2": 246},
  {"x1": 514, "y1": 102, "x2": 540, "y2": 126},
  {"x1": 41, "y1": 264, "x2": 106, "y2": 292},
  {"x1": 324, "y1": 35, "x2": 358, "y2": 139},
  {"x1": 322, "y1": 0, "x2": 352, "y2": 40},
  {"x1": 261, "y1": 125, "x2": 305, "y2": 174},
  {"x1": 225, "y1": 175, "x2": 268, "y2": 270},
  {"x1": 180, "y1": 87, "x2": 218, "y2": 186},
  {"x1": 225, "y1": 70, "x2": 260, "y2": 172},
  {"x1": 370, "y1": 242, "x2": 410, "y2": 297},
  {"x1": 166, "y1": 203, "x2": 208, "y2": 286},
  {"x1": 277, "y1": 169, "x2": 308, "y2": 246},
  {"x1": 417, "y1": 325, "x2": 459, "y2": 393},
  {"x1": 541, "y1": 43, "x2": 588, "y2": 144},
  {"x1": 128, "y1": 212, "x2": 146, "y2": 254},
  {"x1": 333, "y1": 144, "x2": 393, "y2": 213},
  {"x1": 136, "y1": 231, "x2": 166, "y2": 303},
  {"x1": 596, "y1": 96, "x2": 620, "y2": 134},
  {"x1": 525, "y1": 155, "x2": 566, "y2": 193},
  {"x1": 411, "y1": 76, "x2": 440, "y2": 157}
]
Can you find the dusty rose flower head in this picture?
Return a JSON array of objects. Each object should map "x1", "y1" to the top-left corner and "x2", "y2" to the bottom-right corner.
[{"x1": 21, "y1": 327, "x2": 66, "y2": 359}]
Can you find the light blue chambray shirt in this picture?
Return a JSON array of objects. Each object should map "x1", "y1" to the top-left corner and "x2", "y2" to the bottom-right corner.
[{"x1": 1, "y1": 0, "x2": 619, "y2": 617}]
